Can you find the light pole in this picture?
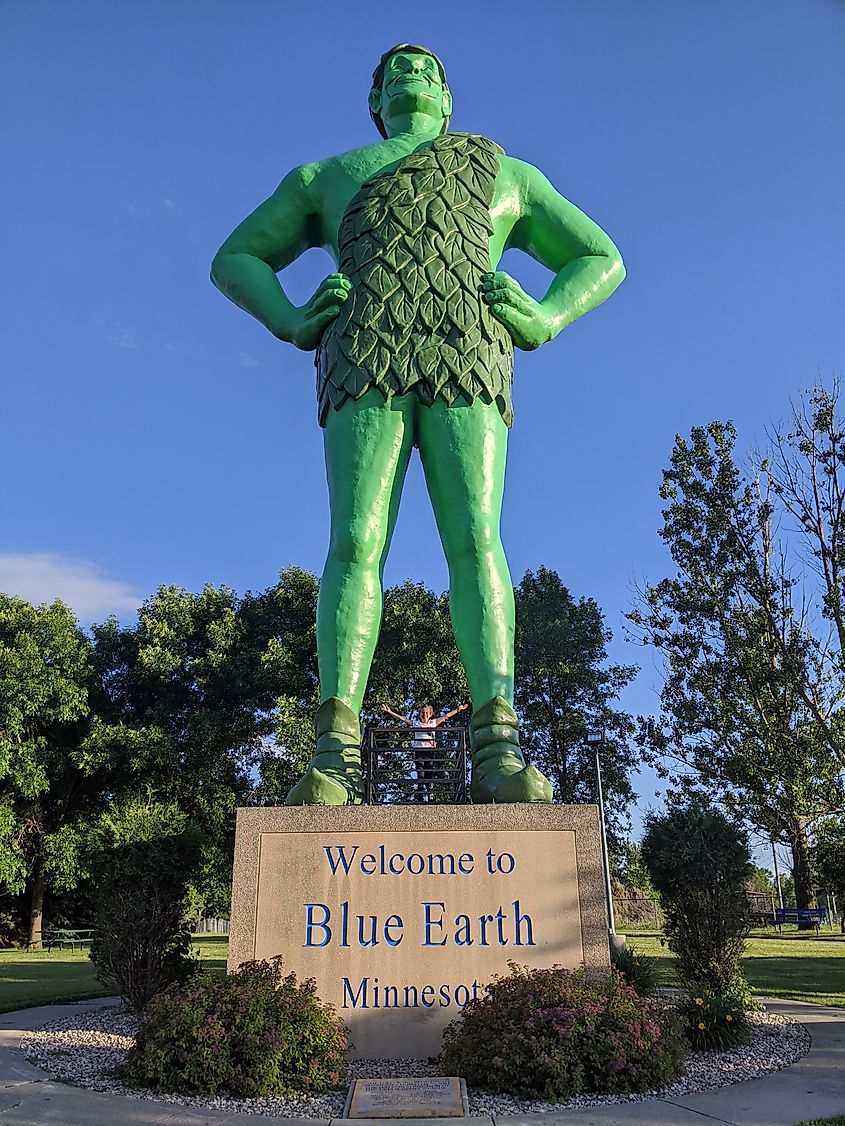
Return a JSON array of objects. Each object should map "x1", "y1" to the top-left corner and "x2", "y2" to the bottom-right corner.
[{"x1": 586, "y1": 728, "x2": 618, "y2": 947}]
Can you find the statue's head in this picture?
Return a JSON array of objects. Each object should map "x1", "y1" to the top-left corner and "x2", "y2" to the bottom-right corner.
[{"x1": 369, "y1": 44, "x2": 451, "y2": 139}]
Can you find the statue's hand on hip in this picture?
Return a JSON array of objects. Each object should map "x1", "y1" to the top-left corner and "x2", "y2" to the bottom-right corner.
[
  {"x1": 481, "y1": 271, "x2": 554, "y2": 352},
  {"x1": 291, "y1": 274, "x2": 352, "y2": 351}
]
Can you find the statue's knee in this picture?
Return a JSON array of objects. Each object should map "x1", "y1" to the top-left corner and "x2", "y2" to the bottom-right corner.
[
  {"x1": 330, "y1": 519, "x2": 383, "y2": 568},
  {"x1": 444, "y1": 521, "x2": 498, "y2": 567}
]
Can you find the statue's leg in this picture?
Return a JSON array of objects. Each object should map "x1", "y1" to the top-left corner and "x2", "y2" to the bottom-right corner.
[
  {"x1": 285, "y1": 391, "x2": 414, "y2": 806},
  {"x1": 417, "y1": 399, "x2": 552, "y2": 804}
]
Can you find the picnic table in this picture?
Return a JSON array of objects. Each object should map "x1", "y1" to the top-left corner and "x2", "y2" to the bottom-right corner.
[{"x1": 43, "y1": 928, "x2": 94, "y2": 952}]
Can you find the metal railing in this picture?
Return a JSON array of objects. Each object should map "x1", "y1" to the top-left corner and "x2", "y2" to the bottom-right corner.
[{"x1": 363, "y1": 725, "x2": 469, "y2": 805}]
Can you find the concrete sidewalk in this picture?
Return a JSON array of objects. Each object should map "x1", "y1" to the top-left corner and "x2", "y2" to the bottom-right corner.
[{"x1": 0, "y1": 997, "x2": 841, "y2": 1126}]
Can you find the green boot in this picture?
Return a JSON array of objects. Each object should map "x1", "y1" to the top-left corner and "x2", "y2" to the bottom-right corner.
[
  {"x1": 469, "y1": 697, "x2": 553, "y2": 803},
  {"x1": 285, "y1": 697, "x2": 364, "y2": 806}
]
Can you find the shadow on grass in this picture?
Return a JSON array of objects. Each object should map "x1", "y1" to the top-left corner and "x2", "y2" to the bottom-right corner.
[{"x1": 743, "y1": 955, "x2": 845, "y2": 1005}]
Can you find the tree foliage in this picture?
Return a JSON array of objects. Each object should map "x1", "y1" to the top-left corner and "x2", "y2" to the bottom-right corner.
[
  {"x1": 515, "y1": 567, "x2": 637, "y2": 840},
  {"x1": 89, "y1": 797, "x2": 200, "y2": 1009},
  {"x1": 641, "y1": 801, "x2": 752, "y2": 996},
  {"x1": 629, "y1": 400, "x2": 845, "y2": 911},
  {"x1": 0, "y1": 596, "x2": 98, "y2": 946},
  {"x1": 812, "y1": 816, "x2": 845, "y2": 931}
]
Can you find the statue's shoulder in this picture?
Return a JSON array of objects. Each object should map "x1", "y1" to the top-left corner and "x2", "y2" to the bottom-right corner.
[{"x1": 306, "y1": 138, "x2": 399, "y2": 177}]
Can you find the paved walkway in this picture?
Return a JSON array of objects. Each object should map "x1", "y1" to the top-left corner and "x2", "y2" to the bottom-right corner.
[{"x1": 0, "y1": 997, "x2": 841, "y2": 1126}]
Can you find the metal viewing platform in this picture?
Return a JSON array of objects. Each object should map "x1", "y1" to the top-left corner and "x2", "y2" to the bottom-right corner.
[{"x1": 362, "y1": 725, "x2": 469, "y2": 805}]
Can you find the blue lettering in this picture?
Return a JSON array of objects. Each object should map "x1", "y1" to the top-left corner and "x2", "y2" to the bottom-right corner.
[
  {"x1": 422, "y1": 902, "x2": 447, "y2": 946},
  {"x1": 478, "y1": 913, "x2": 494, "y2": 946},
  {"x1": 514, "y1": 900, "x2": 535, "y2": 946},
  {"x1": 454, "y1": 984, "x2": 470, "y2": 1007},
  {"x1": 324, "y1": 845, "x2": 358, "y2": 875},
  {"x1": 495, "y1": 906, "x2": 508, "y2": 945},
  {"x1": 458, "y1": 852, "x2": 474, "y2": 874},
  {"x1": 303, "y1": 903, "x2": 331, "y2": 948},
  {"x1": 454, "y1": 914, "x2": 473, "y2": 946},
  {"x1": 342, "y1": 976, "x2": 368, "y2": 1008},
  {"x1": 384, "y1": 914, "x2": 404, "y2": 947},
  {"x1": 357, "y1": 915, "x2": 379, "y2": 947},
  {"x1": 438, "y1": 984, "x2": 452, "y2": 1007},
  {"x1": 403, "y1": 984, "x2": 419, "y2": 1007},
  {"x1": 420, "y1": 985, "x2": 435, "y2": 1008},
  {"x1": 360, "y1": 853, "x2": 377, "y2": 875}
]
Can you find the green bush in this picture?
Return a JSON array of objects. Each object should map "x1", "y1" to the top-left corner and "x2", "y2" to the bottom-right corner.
[
  {"x1": 89, "y1": 799, "x2": 200, "y2": 1011},
  {"x1": 611, "y1": 943, "x2": 660, "y2": 996},
  {"x1": 439, "y1": 964, "x2": 685, "y2": 1101},
  {"x1": 641, "y1": 801, "x2": 752, "y2": 996},
  {"x1": 677, "y1": 986, "x2": 752, "y2": 1051},
  {"x1": 122, "y1": 958, "x2": 349, "y2": 1097}
]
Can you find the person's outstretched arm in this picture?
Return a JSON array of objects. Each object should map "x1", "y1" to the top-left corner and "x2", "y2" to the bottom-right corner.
[
  {"x1": 482, "y1": 159, "x2": 625, "y2": 352},
  {"x1": 433, "y1": 703, "x2": 470, "y2": 726},
  {"x1": 211, "y1": 166, "x2": 351, "y2": 351},
  {"x1": 380, "y1": 704, "x2": 412, "y2": 725}
]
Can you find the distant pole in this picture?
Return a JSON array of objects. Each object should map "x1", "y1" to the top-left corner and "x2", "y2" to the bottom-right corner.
[
  {"x1": 771, "y1": 839, "x2": 784, "y2": 910},
  {"x1": 587, "y1": 729, "x2": 616, "y2": 936}
]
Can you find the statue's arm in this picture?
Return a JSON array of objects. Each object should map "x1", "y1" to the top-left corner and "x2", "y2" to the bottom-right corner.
[
  {"x1": 484, "y1": 159, "x2": 625, "y2": 350},
  {"x1": 210, "y1": 166, "x2": 350, "y2": 351}
]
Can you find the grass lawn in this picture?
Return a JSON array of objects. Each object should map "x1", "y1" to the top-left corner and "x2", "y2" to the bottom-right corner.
[
  {"x1": 0, "y1": 935, "x2": 228, "y2": 1014},
  {"x1": 624, "y1": 926, "x2": 845, "y2": 1007}
]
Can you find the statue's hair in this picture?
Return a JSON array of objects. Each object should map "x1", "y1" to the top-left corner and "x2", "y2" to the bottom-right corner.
[{"x1": 369, "y1": 43, "x2": 450, "y2": 139}]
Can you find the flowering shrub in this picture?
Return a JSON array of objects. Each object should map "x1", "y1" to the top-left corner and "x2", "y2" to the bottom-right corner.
[
  {"x1": 677, "y1": 986, "x2": 752, "y2": 1051},
  {"x1": 439, "y1": 964, "x2": 685, "y2": 1101},
  {"x1": 122, "y1": 958, "x2": 349, "y2": 1097}
]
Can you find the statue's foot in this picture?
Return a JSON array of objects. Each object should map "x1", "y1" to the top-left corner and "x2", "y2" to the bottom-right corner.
[
  {"x1": 284, "y1": 697, "x2": 364, "y2": 806},
  {"x1": 285, "y1": 765, "x2": 362, "y2": 806},
  {"x1": 469, "y1": 696, "x2": 553, "y2": 804}
]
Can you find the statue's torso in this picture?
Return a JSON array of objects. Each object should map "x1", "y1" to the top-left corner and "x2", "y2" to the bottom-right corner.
[{"x1": 312, "y1": 134, "x2": 519, "y2": 427}]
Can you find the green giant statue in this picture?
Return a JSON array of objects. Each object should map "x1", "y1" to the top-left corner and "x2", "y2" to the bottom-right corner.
[{"x1": 211, "y1": 45, "x2": 625, "y2": 806}]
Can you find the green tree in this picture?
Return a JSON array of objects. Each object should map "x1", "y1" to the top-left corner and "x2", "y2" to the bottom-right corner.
[
  {"x1": 619, "y1": 842, "x2": 659, "y2": 902},
  {"x1": 812, "y1": 817, "x2": 845, "y2": 932},
  {"x1": 365, "y1": 580, "x2": 468, "y2": 721},
  {"x1": 514, "y1": 567, "x2": 637, "y2": 838},
  {"x1": 253, "y1": 568, "x2": 321, "y2": 804},
  {"x1": 89, "y1": 796, "x2": 201, "y2": 1009},
  {"x1": 0, "y1": 597, "x2": 98, "y2": 947},
  {"x1": 641, "y1": 800, "x2": 752, "y2": 996},
  {"x1": 84, "y1": 582, "x2": 283, "y2": 916},
  {"x1": 629, "y1": 417, "x2": 845, "y2": 914}
]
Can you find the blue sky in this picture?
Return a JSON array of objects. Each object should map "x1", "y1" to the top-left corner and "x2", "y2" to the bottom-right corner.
[{"x1": 3, "y1": 0, "x2": 844, "y2": 843}]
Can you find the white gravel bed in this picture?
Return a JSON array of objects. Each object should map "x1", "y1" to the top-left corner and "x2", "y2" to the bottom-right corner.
[{"x1": 20, "y1": 1005, "x2": 810, "y2": 1119}]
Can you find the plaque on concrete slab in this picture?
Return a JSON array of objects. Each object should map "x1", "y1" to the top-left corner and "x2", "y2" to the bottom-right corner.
[{"x1": 345, "y1": 1076, "x2": 467, "y2": 1118}]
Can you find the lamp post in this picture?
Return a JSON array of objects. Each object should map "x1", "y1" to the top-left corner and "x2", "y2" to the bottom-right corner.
[{"x1": 586, "y1": 728, "x2": 618, "y2": 947}]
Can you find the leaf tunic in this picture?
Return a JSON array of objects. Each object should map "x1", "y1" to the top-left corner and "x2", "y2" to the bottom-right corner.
[{"x1": 315, "y1": 133, "x2": 514, "y2": 427}]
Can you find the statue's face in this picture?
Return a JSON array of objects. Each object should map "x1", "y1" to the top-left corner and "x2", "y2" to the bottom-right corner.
[{"x1": 371, "y1": 50, "x2": 452, "y2": 129}]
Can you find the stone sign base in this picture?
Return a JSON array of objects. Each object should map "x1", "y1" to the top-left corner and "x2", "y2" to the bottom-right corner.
[{"x1": 229, "y1": 804, "x2": 609, "y2": 1059}]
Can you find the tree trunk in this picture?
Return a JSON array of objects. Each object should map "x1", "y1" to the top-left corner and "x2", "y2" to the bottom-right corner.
[
  {"x1": 28, "y1": 857, "x2": 47, "y2": 950},
  {"x1": 789, "y1": 821, "x2": 817, "y2": 929}
]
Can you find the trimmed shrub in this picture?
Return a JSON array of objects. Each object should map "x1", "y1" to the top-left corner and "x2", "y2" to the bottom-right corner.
[
  {"x1": 677, "y1": 986, "x2": 752, "y2": 1051},
  {"x1": 439, "y1": 964, "x2": 685, "y2": 1101},
  {"x1": 641, "y1": 801, "x2": 752, "y2": 997},
  {"x1": 611, "y1": 942, "x2": 661, "y2": 996},
  {"x1": 122, "y1": 958, "x2": 349, "y2": 1097},
  {"x1": 89, "y1": 799, "x2": 200, "y2": 1011}
]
